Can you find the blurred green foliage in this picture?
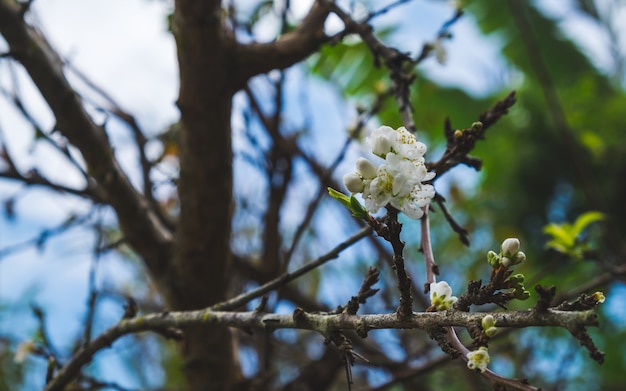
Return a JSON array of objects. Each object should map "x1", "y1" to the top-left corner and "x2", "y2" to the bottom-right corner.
[
  {"x1": 309, "y1": 1, "x2": 626, "y2": 389},
  {"x1": 543, "y1": 211, "x2": 604, "y2": 259}
]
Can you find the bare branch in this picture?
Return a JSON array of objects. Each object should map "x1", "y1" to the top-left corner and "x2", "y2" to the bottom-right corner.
[
  {"x1": 43, "y1": 307, "x2": 598, "y2": 391},
  {"x1": 64, "y1": 63, "x2": 175, "y2": 230},
  {"x1": 429, "y1": 91, "x2": 517, "y2": 178},
  {"x1": 446, "y1": 328, "x2": 541, "y2": 391},
  {"x1": 329, "y1": 3, "x2": 417, "y2": 133},
  {"x1": 213, "y1": 226, "x2": 373, "y2": 311},
  {"x1": 420, "y1": 207, "x2": 438, "y2": 286},
  {"x1": 234, "y1": 1, "x2": 331, "y2": 85},
  {"x1": 0, "y1": 168, "x2": 101, "y2": 202},
  {"x1": 0, "y1": 1, "x2": 173, "y2": 279}
]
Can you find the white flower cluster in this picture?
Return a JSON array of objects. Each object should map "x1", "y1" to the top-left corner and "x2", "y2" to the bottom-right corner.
[{"x1": 343, "y1": 126, "x2": 436, "y2": 219}]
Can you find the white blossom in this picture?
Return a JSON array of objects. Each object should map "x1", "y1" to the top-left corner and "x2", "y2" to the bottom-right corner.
[
  {"x1": 366, "y1": 125, "x2": 396, "y2": 157},
  {"x1": 430, "y1": 281, "x2": 458, "y2": 311},
  {"x1": 347, "y1": 125, "x2": 436, "y2": 219},
  {"x1": 467, "y1": 347, "x2": 490, "y2": 373}
]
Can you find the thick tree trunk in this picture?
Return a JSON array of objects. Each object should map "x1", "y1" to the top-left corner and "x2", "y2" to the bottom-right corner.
[{"x1": 170, "y1": 1, "x2": 241, "y2": 389}]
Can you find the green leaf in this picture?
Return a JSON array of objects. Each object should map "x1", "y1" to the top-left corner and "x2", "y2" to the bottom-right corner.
[
  {"x1": 327, "y1": 187, "x2": 351, "y2": 209},
  {"x1": 543, "y1": 211, "x2": 604, "y2": 256},
  {"x1": 349, "y1": 194, "x2": 370, "y2": 219},
  {"x1": 327, "y1": 188, "x2": 370, "y2": 220},
  {"x1": 570, "y1": 211, "x2": 604, "y2": 239},
  {"x1": 543, "y1": 223, "x2": 575, "y2": 249},
  {"x1": 544, "y1": 239, "x2": 569, "y2": 254}
]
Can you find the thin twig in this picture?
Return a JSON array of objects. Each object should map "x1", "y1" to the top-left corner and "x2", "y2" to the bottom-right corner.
[
  {"x1": 420, "y1": 207, "x2": 438, "y2": 286},
  {"x1": 64, "y1": 63, "x2": 176, "y2": 231},
  {"x1": 282, "y1": 88, "x2": 392, "y2": 268},
  {"x1": 421, "y1": 205, "x2": 542, "y2": 390},
  {"x1": 0, "y1": 211, "x2": 94, "y2": 260},
  {"x1": 212, "y1": 226, "x2": 373, "y2": 311},
  {"x1": 329, "y1": 3, "x2": 416, "y2": 133},
  {"x1": 434, "y1": 194, "x2": 470, "y2": 246},
  {"x1": 446, "y1": 327, "x2": 541, "y2": 391}
]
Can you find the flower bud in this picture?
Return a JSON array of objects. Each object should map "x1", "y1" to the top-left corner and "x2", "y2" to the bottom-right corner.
[
  {"x1": 515, "y1": 289, "x2": 531, "y2": 300},
  {"x1": 487, "y1": 251, "x2": 500, "y2": 267},
  {"x1": 501, "y1": 238, "x2": 520, "y2": 257},
  {"x1": 509, "y1": 274, "x2": 525, "y2": 284},
  {"x1": 432, "y1": 40, "x2": 448, "y2": 65},
  {"x1": 513, "y1": 251, "x2": 526, "y2": 264},
  {"x1": 356, "y1": 157, "x2": 378, "y2": 179},
  {"x1": 14, "y1": 340, "x2": 35, "y2": 364},
  {"x1": 343, "y1": 173, "x2": 364, "y2": 193},
  {"x1": 481, "y1": 314, "x2": 498, "y2": 337},
  {"x1": 471, "y1": 122, "x2": 484, "y2": 132},
  {"x1": 485, "y1": 326, "x2": 498, "y2": 337},
  {"x1": 592, "y1": 291, "x2": 606, "y2": 304},
  {"x1": 368, "y1": 127, "x2": 395, "y2": 157},
  {"x1": 500, "y1": 256, "x2": 512, "y2": 268},
  {"x1": 481, "y1": 314, "x2": 496, "y2": 330}
]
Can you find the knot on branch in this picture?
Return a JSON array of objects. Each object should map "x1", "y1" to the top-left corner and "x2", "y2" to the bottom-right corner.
[
  {"x1": 533, "y1": 285, "x2": 556, "y2": 312},
  {"x1": 122, "y1": 297, "x2": 138, "y2": 319},
  {"x1": 293, "y1": 307, "x2": 308, "y2": 326}
]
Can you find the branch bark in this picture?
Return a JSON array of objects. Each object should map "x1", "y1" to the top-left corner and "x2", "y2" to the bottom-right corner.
[
  {"x1": 233, "y1": 0, "x2": 331, "y2": 85},
  {"x1": 41, "y1": 307, "x2": 598, "y2": 391}
]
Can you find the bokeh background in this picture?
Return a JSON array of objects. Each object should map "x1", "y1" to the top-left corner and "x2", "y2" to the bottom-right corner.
[{"x1": 1, "y1": 0, "x2": 625, "y2": 390}]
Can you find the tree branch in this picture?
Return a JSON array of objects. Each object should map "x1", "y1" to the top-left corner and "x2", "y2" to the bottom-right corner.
[
  {"x1": 214, "y1": 226, "x2": 373, "y2": 311},
  {"x1": 42, "y1": 307, "x2": 598, "y2": 391},
  {"x1": 446, "y1": 327, "x2": 541, "y2": 391},
  {"x1": 329, "y1": 3, "x2": 417, "y2": 133},
  {"x1": 0, "y1": 0, "x2": 173, "y2": 279},
  {"x1": 429, "y1": 91, "x2": 517, "y2": 178},
  {"x1": 63, "y1": 62, "x2": 176, "y2": 231},
  {"x1": 234, "y1": 1, "x2": 331, "y2": 85}
]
